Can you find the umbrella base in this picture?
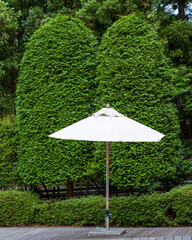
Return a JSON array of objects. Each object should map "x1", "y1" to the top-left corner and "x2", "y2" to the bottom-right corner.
[{"x1": 88, "y1": 227, "x2": 126, "y2": 236}]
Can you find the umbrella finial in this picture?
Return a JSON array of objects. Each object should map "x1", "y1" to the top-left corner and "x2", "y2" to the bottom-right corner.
[{"x1": 106, "y1": 104, "x2": 110, "y2": 108}]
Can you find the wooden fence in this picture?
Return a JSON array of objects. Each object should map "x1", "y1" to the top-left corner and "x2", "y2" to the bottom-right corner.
[
  {"x1": 35, "y1": 185, "x2": 144, "y2": 199},
  {"x1": 35, "y1": 179, "x2": 192, "y2": 200}
]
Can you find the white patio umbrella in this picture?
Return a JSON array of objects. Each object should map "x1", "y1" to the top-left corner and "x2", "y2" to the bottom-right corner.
[{"x1": 49, "y1": 105, "x2": 165, "y2": 236}]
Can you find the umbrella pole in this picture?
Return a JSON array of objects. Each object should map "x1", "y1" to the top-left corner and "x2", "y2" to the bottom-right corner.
[
  {"x1": 88, "y1": 141, "x2": 126, "y2": 237},
  {"x1": 106, "y1": 141, "x2": 110, "y2": 231}
]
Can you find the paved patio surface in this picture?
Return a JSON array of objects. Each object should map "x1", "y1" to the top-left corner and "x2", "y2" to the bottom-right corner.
[{"x1": 1, "y1": 227, "x2": 192, "y2": 240}]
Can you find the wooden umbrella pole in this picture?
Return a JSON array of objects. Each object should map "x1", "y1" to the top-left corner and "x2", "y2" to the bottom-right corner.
[{"x1": 106, "y1": 141, "x2": 109, "y2": 231}]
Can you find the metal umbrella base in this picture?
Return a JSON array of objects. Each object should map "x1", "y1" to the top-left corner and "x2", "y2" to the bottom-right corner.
[{"x1": 88, "y1": 227, "x2": 126, "y2": 236}]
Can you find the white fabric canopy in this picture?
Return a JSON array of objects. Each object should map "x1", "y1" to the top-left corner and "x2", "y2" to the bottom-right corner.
[
  {"x1": 49, "y1": 107, "x2": 165, "y2": 142},
  {"x1": 49, "y1": 106, "x2": 165, "y2": 233}
]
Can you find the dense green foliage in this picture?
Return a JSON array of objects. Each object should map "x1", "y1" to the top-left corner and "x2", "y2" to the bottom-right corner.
[
  {"x1": 16, "y1": 15, "x2": 98, "y2": 186},
  {"x1": 159, "y1": 20, "x2": 192, "y2": 149},
  {"x1": 93, "y1": 13, "x2": 183, "y2": 190},
  {"x1": 1, "y1": 184, "x2": 192, "y2": 226},
  {"x1": 0, "y1": 190, "x2": 39, "y2": 226},
  {"x1": 159, "y1": 20, "x2": 192, "y2": 66},
  {"x1": 1, "y1": 0, "x2": 191, "y2": 193},
  {"x1": 170, "y1": 66, "x2": 192, "y2": 149},
  {"x1": 0, "y1": 115, "x2": 20, "y2": 188},
  {"x1": 1, "y1": 0, "x2": 192, "y2": 150},
  {"x1": 0, "y1": 0, "x2": 19, "y2": 81},
  {"x1": 76, "y1": 0, "x2": 152, "y2": 37},
  {"x1": 0, "y1": 0, "x2": 20, "y2": 115}
]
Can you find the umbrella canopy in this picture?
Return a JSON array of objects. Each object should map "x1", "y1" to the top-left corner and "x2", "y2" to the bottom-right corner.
[
  {"x1": 49, "y1": 107, "x2": 165, "y2": 142},
  {"x1": 49, "y1": 105, "x2": 165, "y2": 235}
]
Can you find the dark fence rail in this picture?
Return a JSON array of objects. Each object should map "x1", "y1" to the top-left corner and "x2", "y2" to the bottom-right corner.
[
  {"x1": 36, "y1": 185, "x2": 142, "y2": 200},
  {"x1": 35, "y1": 179, "x2": 192, "y2": 200}
]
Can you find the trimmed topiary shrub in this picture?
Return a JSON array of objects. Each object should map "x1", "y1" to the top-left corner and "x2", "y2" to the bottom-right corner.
[
  {"x1": 33, "y1": 195, "x2": 106, "y2": 226},
  {"x1": 0, "y1": 190, "x2": 39, "y2": 226},
  {"x1": 93, "y1": 12, "x2": 183, "y2": 191},
  {"x1": 165, "y1": 184, "x2": 192, "y2": 225},
  {"x1": 0, "y1": 115, "x2": 20, "y2": 188},
  {"x1": 1, "y1": 185, "x2": 192, "y2": 227},
  {"x1": 16, "y1": 15, "x2": 98, "y2": 187}
]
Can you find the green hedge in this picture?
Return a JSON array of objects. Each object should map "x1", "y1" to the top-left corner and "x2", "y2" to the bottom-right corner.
[
  {"x1": 1, "y1": 185, "x2": 192, "y2": 227},
  {"x1": 0, "y1": 190, "x2": 39, "y2": 226},
  {"x1": 0, "y1": 115, "x2": 20, "y2": 188},
  {"x1": 16, "y1": 15, "x2": 98, "y2": 186},
  {"x1": 93, "y1": 12, "x2": 183, "y2": 190}
]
